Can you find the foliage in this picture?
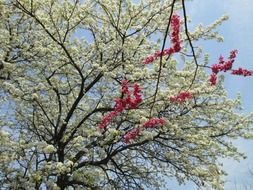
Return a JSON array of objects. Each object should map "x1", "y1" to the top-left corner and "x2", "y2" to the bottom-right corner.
[{"x1": 0, "y1": 0, "x2": 252, "y2": 189}]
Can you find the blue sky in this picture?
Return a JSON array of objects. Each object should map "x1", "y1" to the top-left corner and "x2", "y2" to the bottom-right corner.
[{"x1": 167, "y1": 0, "x2": 253, "y2": 189}]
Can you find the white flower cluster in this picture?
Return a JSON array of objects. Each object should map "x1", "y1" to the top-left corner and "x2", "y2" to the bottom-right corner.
[{"x1": 43, "y1": 145, "x2": 56, "y2": 154}]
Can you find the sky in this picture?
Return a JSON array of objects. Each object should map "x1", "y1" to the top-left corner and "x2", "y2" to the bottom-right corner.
[{"x1": 168, "y1": 0, "x2": 253, "y2": 189}]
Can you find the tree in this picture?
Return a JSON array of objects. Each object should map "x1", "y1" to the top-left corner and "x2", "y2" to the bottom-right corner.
[{"x1": 0, "y1": 0, "x2": 252, "y2": 189}]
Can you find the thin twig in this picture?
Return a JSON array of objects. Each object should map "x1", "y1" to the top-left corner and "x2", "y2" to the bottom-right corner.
[
  {"x1": 149, "y1": 0, "x2": 177, "y2": 116},
  {"x1": 182, "y1": 0, "x2": 199, "y2": 89}
]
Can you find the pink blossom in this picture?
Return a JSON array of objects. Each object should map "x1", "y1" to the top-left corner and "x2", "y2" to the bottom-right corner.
[
  {"x1": 123, "y1": 128, "x2": 141, "y2": 143},
  {"x1": 98, "y1": 80, "x2": 143, "y2": 130},
  {"x1": 142, "y1": 14, "x2": 181, "y2": 64},
  {"x1": 170, "y1": 14, "x2": 181, "y2": 53},
  {"x1": 229, "y1": 49, "x2": 238, "y2": 60},
  {"x1": 219, "y1": 55, "x2": 225, "y2": 65},
  {"x1": 163, "y1": 48, "x2": 175, "y2": 55},
  {"x1": 123, "y1": 118, "x2": 167, "y2": 143},
  {"x1": 98, "y1": 111, "x2": 118, "y2": 129},
  {"x1": 121, "y1": 79, "x2": 130, "y2": 94},
  {"x1": 169, "y1": 91, "x2": 193, "y2": 103},
  {"x1": 209, "y1": 50, "x2": 238, "y2": 85},
  {"x1": 114, "y1": 98, "x2": 126, "y2": 112},
  {"x1": 209, "y1": 73, "x2": 217, "y2": 86},
  {"x1": 222, "y1": 60, "x2": 233, "y2": 72},
  {"x1": 231, "y1": 68, "x2": 253, "y2": 76},
  {"x1": 143, "y1": 55, "x2": 156, "y2": 64},
  {"x1": 143, "y1": 118, "x2": 167, "y2": 129},
  {"x1": 211, "y1": 64, "x2": 223, "y2": 74}
]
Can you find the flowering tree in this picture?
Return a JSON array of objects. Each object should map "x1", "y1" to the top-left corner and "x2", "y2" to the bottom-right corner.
[{"x1": 0, "y1": 0, "x2": 253, "y2": 190}]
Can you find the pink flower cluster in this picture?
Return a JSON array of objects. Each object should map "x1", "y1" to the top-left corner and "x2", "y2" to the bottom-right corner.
[
  {"x1": 143, "y1": 14, "x2": 181, "y2": 64},
  {"x1": 123, "y1": 128, "x2": 141, "y2": 144},
  {"x1": 209, "y1": 73, "x2": 217, "y2": 86},
  {"x1": 169, "y1": 91, "x2": 193, "y2": 103},
  {"x1": 123, "y1": 118, "x2": 167, "y2": 143},
  {"x1": 119, "y1": 80, "x2": 142, "y2": 109},
  {"x1": 231, "y1": 68, "x2": 253, "y2": 76},
  {"x1": 98, "y1": 80, "x2": 142, "y2": 129},
  {"x1": 211, "y1": 50, "x2": 237, "y2": 74},
  {"x1": 143, "y1": 118, "x2": 167, "y2": 129},
  {"x1": 97, "y1": 111, "x2": 118, "y2": 130},
  {"x1": 170, "y1": 14, "x2": 181, "y2": 53},
  {"x1": 209, "y1": 50, "x2": 238, "y2": 85}
]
